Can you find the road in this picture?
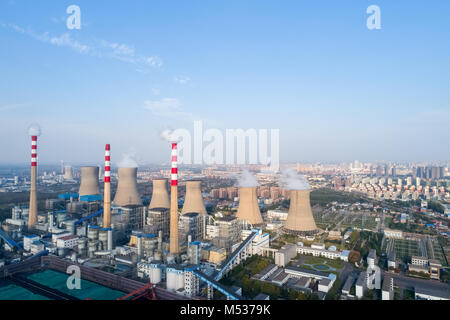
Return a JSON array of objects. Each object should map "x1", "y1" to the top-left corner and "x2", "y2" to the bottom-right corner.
[{"x1": 385, "y1": 271, "x2": 449, "y2": 292}]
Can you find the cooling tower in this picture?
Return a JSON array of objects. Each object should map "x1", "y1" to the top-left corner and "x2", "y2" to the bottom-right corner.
[
  {"x1": 113, "y1": 167, "x2": 142, "y2": 206},
  {"x1": 283, "y1": 189, "x2": 318, "y2": 235},
  {"x1": 78, "y1": 166, "x2": 101, "y2": 196},
  {"x1": 63, "y1": 166, "x2": 73, "y2": 180},
  {"x1": 181, "y1": 180, "x2": 207, "y2": 216},
  {"x1": 236, "y1": 187, "x2": 263, "y2": 226},
  {"x1": 149, "y1": 179, "x2": 170, "y2": 209},
  {"x1": 28, "y1": 136, "x2": 38, "y2": 229}
]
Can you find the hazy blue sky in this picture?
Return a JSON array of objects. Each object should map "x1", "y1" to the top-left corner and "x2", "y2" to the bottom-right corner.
[{"x1": 0, "y1": 0, "x2": 449, "y2": 165}]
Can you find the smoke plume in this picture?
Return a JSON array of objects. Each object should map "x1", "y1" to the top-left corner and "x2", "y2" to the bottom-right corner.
[
  {"x1": 27, "y1": 122, "x2": 41, "y2": 136},
  {"x1": 237, "y1": 169, "x2": 258, "y2": 188},
  {"x1": 279, "y1": 168, "x2": 310, "y2": 190},
  {"x1": 118, "y1": 153, "x2": 138, "y2": 168}
]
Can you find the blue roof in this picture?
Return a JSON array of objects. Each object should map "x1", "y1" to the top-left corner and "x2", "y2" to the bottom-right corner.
[{"x1": 144, "y1": 234, "x2": 156, "y2": 238}]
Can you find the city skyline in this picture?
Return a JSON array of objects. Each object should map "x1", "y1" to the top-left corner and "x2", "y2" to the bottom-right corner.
[{"x1": 1, "y1": 1, "x2": 449, "y2": 165}]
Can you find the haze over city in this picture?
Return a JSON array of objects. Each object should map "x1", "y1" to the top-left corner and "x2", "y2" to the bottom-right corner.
[{"x1": 1, "y1": 0, "x2": 449, "y2": 165}]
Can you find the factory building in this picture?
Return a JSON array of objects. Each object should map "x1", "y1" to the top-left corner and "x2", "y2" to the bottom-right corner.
[
  {"x1": 179, "y1": 212, "x2": 204, "y2": 243},
  {"x1": 146, "y1": 208, "x2": 170, "y2": 240}
]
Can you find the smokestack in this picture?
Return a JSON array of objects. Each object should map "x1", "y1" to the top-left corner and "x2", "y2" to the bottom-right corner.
[
  {"x1": 149, "y1": 179, "x2": 170, "y2": 209},
  {"x1": 78, "y1": 166, "x2": 101, "y2": 196},
  {"x1": 28, "y1": 135, "x2": 38, "y2": 229},
  {"x1": 169, "y1": 143, "x2": 179, "y2": 254},
  {"x1": 113, "y1": 167, "x2": 142, "y2": 206},
  {"x1": 236, "y1": 187, "x2": 263, "y2": 226},
  {"x1": 103, "y1": 144, "x2": 111, "y2": 228},
  {"x1": 283, "y1": 189, "x2": 318, "y2": 235},
  {"x1": 181, "y1": 180, "x2": 207, "y2": 215}
]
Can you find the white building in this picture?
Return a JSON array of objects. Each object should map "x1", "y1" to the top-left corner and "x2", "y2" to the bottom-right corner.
[
  {"x1": 137, "y1": 262, "x2": 162, "y2": 284},
  {"x1": 381, "y1": 276, "x2": 394, "y2": 300},
  {"x1": 184, "y1": 267, "x2": 200, "y2": 297},
  {"x1": 56, "y1": 235, "x2": 78, "y2": 249},
  {"x1": 355, "y1": 271, "x2": 367, "y2": 298},
  {"x1": 23, "y1": 235, "x2": 40, "y2": 251},
  {"x1": 275, "y1": 244, "x2": 297, "y2": 267},
  {"x1": 384, "y1": 229, "x2": 403, "y2": 239},
  {"x1": 266, "y1": 210, "x2": 288, "y2": 221}
]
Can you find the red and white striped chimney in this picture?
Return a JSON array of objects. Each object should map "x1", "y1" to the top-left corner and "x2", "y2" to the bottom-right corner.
[
  {"x1": 103, "y1": 144, "x2": 111, "y2": 228},
  {"x1": 171, "y1": 143, "x2": 178, "y2": 186},
  {"x1": 169, "y1": 142, "x2": 179, "y2": 254},
  {"x1": 28, "y1": 136, "x2": 38, "y2": 229}
]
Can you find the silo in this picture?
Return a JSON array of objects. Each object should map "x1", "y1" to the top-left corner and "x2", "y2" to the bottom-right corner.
[
  {"x1": 149, "y1": 179, "x2": 170, "y2": 209},
  {"x1": 79, "y1": 166, "x2": 101, "y2": 196},
  {"x1": 236, "y1": 187, "x2": 263, "y2": 226},
  {"x1": 87, "y1": 225, "x2": 99, "y2": 241},
  {"x1": 113, "y1": 168, "x2": 142, "y2": 206},
  {"x1": 283, "y1": 189, "x2": 318, "y2": 235},
  {"x1": 181, "y1": 180, "x2": 207, "y2": 216},
  {"x1": 77, "y1": 238, "x2": 87, "y2": 255}
]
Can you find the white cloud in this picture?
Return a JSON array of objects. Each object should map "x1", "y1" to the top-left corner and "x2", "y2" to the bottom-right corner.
[
  {"x1": 0, "y1": 103, "x2": 26, "y2": 111},
  {"x1": 174, "y1": 75, "x2": 191, "y2": 85},
  {"x1": 144, "y1": 98, "x2": 192, "y2": 119},
  {"x1": 1, "y1": 23, "x2": 162, "y2": 70}
]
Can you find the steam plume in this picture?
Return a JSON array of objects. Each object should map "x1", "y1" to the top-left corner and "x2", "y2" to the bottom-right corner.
[
  {"x1": 118, "y1": 152, "x2": 138, "y2": 168},
  {"x1": 27, "y1": 122, "x2": 41, "y2": 136},
  {"x1": 279, "y1": 168, "x2": 310, "y2": 190},
  {"x1": 237, "y1": 169, "x2": 258, "y2": 188}
]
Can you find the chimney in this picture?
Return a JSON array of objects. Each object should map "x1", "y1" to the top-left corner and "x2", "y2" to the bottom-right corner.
[
  {"x1": 78, "y1": 166, "x2": 101, "y2": 196},
  {"x1": 28, "y1": 135, "x2": 38, "y2": 229},
  {"x1": 113, "y1": 167, "x2": 142, "y2": 206},
  {"x1": 236, "y1": 187, "x2": 263, "y2": 226},
  {"x1": 283, "y1": 189, "x2": 318, "y2": 235},
  {"x1": 169, "y1": 143, "x2": 179, "y2": 254},
  {"x1": 181, "y1": 180, "x2": 207, "y2": 215},
  {"x1": 103, "y1": 144, "x2": 111, "y2": 228},
  {"x1": 149, "y1": 179, "x2": 170, "y2": 209}
]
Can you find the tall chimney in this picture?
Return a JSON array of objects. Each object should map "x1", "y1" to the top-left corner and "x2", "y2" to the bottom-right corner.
[
  {"x1": 169, "y1": 143, "x2": 179, "y2": 254},
  {"x1": 149, "y1": 179, "x2": 170, "y2": 209},
  {"x1": 113, "y1": 167, "x2": 142, "y2": 206},
  {"x1": 28, "y1": 136, "x2": 38, "y2": 229},
  {"x1": 181, "y1": 180, "x2": 207, "y2": 215},
  {"x1": 283, "y1": 189, "x2": 318, "y2": 235},
  {"x1": 103, "y1": 144, "x2": 111, "y2": 228},
  {"x1": 78, "y1": 166, "x2": 101, "y2": 196},
  {"x1": 236, "y1": 187, "x2": 263, "y2": 226}
]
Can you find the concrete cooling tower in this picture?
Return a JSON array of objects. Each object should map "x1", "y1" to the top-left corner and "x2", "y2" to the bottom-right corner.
[
  {"x1": 236, "y1": 187, "x2": 263, "y2": 226},
  {"x1": 149, "y1": 179, "x2": 170, "y2": 209},
  {"x1": 78, "y1": 166, "x2": 101, "y2": 196},
  {"x1": 283, "y1": 189, "x2": 318, "y2": 235},
  {"x1": 113, "y1": 167, "x2": 142, "y2": 206},
  {"x1": 181, "y1": 180, "x2": 207, "y2": 215},
  {"x1": 64, "y1": 166, "x2": 73, "y2": 180}
]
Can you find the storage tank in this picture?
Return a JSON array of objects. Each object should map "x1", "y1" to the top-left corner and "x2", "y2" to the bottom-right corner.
[
  {"x1": 77, "y1": 238, "x2": 87, "y2": 255},
  {"x1": 150, "y1": 264, "x2": 162, "y2": 284},
  {"x1": 87, "y1": 225, "x2": 99, "y2": 241}
]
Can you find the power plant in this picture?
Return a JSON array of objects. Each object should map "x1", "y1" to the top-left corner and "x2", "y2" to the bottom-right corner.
[
  {"x1": 236, "y1": 187, "x2": 263, "y2": 226},
  {"x1": 169, "y1": 142, "x2": 179, "y2": 254},
  {"x1": 113, "y1": 167, "x2": 142, "y2": 207},
  {"x1": 78, "y1": 166, "x2": 101, "y2": 197},
  {"x1": 28, "y1": 135, "x2": 38, "y2": 230},
  {"x1": 181, "y1": 180, "x2": 207, "y2": 216},
  {"x1": 149, "y1": 179, "x2": 170, "y2": 209},
  {"x1": 283, "y1": 189, "x2": 318, "y2": 235},
  {"x1": 103, "y1": 144, "x2": 111, "y2": 228}
]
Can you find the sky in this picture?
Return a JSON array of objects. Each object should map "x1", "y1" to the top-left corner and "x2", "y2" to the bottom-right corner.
[{"x1": 0, "y1": 0, "x2": 449, "y2": 166}]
